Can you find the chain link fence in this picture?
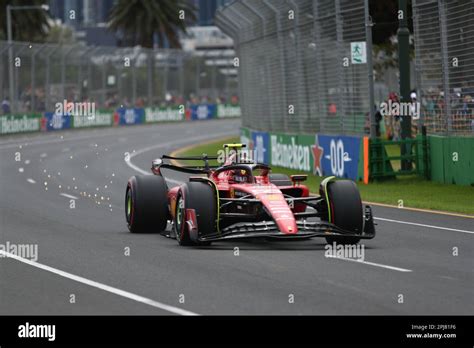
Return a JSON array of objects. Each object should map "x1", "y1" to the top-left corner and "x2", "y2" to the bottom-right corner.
[
  {"x1": 0, "y1": 40, "x2": 239, "y2": 113},
  {"x1": 216, "y1": 0, "x2": 371, "y2": 136},
  {"x1": 413, "y1": 0, "x2": 474, "y2": 135}
]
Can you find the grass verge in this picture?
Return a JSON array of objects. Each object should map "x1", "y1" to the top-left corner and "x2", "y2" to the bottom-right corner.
[{"x1": 175, "y1": 136, "x2": 474, "y2": 216}]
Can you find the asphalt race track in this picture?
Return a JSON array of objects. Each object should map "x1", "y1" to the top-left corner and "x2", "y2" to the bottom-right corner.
[{"x1": 1, "y1": 119, "x2": 473, "y2": 315}]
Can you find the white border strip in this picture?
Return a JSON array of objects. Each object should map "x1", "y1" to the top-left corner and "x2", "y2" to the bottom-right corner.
[
  {"x1": 375, "y1": 217, "x2": 474, "y2": 235},
  {"x1": 326, "y1": 255, "x2": 412, "y2": 272}
]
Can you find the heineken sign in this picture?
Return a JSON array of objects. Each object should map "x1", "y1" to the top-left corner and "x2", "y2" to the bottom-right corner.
[
  {"x1": 145, "y1": 107, "x2": 184, "y2": 122},
  {"x1": 72, "y1": 110, "x2": 113, "y2": 128},
  {"x1": 0, "y1": 114, "x2": 41, "y2": 135},
  {"x1": 270, "y1": 134, "x2": 311, "y2": 172},
  {"x1": 217, "y1": 104, "x2": 241, "y2": 118}
]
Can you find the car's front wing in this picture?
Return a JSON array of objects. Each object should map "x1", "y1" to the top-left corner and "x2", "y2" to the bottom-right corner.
[{"x1": 198, "y1": 205, "x2": 376, "y2": 242}]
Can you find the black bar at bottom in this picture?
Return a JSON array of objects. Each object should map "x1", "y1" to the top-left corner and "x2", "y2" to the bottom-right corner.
[{"x1": 0, "y1": 315, "x2": 472, "y2": 345}]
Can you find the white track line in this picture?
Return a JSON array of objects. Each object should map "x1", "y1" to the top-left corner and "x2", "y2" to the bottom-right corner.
[
  {"x1": 26, "y1": 178, "x2": 36, "y2": 184},
  {"x1": 326, "y1": 255, "x2": 412, "y2": 272},
  {"x1": 0, "y1": 250, "x2": 198, "y2": 316},
  {"x1": 60, "y1": 193, "x2": 78, "y2": 200},
  {"x1": 126, "y1": 149, "x2": 182, "y2": 185},
  {"x1": 124, "y1": 158, "x2": 153, "y2": 175},
  {"x1": 125, "y1": 157, "x2": 181, "y2": 185},
  {"x1": 375, "y1": 217, "x2": 474, "y2": 235}
]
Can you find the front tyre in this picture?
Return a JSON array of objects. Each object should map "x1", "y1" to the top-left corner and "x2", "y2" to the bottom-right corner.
[
  {"x1": 322, "y1": 180, "x2": 363, "y2": 245},
  {"x1": 174, "y1": 181, "x2": 216, "y2": 246},
  {"x1": 125, "y1": 175, "x2": 168, "y2": 233}
]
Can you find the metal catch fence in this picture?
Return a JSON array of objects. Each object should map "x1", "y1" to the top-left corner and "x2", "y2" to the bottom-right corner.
[{"x1": 0, "y1": 41, "x2": 239, "y2": 113}]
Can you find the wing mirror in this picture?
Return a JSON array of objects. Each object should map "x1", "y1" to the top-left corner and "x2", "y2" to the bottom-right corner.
[{"x1": 291, "y1": 175, "x2": 307, "y2": 186}]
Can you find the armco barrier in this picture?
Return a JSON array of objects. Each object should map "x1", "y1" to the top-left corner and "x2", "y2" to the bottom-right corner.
[
  {"x1": 429, "y1": 135, "x2": 474, "y2": 186},
  {"x1": 0, "y1": 113, "x2": 42, "y2": 135},
  {"x1": 0, "y1": 104, "x2": 240, "y2": 137}
]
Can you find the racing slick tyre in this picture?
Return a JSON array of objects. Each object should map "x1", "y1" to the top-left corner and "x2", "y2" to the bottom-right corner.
[
  {"x1": 174, "y1": 181, "x2": 216, "y2": 246},
  {"x1": 125, "y1": 175, "x2": 168, "y2": 233},
  {"x1": 323, "y1": 180, "x2": 363, "y2": 245},
  {"x1": 269, "y1": 173, "x2": 292, "y2": 186}
]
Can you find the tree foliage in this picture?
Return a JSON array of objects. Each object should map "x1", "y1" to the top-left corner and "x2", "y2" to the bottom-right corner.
[
  {"x1": 0, "y1": 0, "x2": 50, "y2": 41},
  {"x1": 370, "y1": 0, "x2": 413, "y2": 45},
  {"x1": 108, "y1": 0, "x2": 196, "y2": 48}
]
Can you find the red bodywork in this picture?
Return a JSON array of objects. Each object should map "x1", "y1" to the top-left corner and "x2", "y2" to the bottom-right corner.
[{"x1": 167, "y1": 168, "x2": 310, "y2": 235}]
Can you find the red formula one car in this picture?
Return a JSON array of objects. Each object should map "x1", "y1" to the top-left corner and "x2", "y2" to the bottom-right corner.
[{"x1": 125, "y1": 144, "x2": 375, "y2": 246}]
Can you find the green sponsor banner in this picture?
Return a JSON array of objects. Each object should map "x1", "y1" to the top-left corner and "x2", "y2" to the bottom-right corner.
[
  {"x1": 296, "y1": 134, "x2": 316, "y2": 173},
  {"x1": 72, "y1": 109, "x2": 113, "y2": 128},
  {"x1": 269, "y1": 132, "x2": 314, "y2": 172},
  {"x1": 443, "y1": 136, "x2": 474, "y2": 186},
  {"x1": 428, "y1": 135, "x2": 474, "y2": 186},
  {"x1": 217, "y1": 104, "x2": 241, "y2": 118},
  {"x1": 240, "y1": 127, "x2": 251, "y2": 146},
  {"x1": 145, "y1": 107, "x2": 184, "y2": 123},
  {"x1": 0, "y1": 113, "x2": 41, "y2": 135}
]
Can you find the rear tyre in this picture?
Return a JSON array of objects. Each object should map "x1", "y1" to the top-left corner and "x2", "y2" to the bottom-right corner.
[
  {"x1": 174, "y1": 181, "x2": 216, "y2": 246},
  {"x1": 323, "y1": 180, "x2": 363, "y2": 245},
  {"x1": 269, "y1": 173, "x2": 292, "y2": 186},
  {"x1": 125, "y1": 175, "x2": 168, "y2": 233}
]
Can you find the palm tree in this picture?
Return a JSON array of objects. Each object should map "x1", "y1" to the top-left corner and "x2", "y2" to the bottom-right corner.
[
  {"x1": 0, "y1": 0, "x2": 50, "y2": 41},
  {"x1": 108, "y1": 0, "x2": 196, "y2": 48}
]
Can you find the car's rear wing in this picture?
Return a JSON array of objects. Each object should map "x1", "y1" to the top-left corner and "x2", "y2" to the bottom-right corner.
[
  {"x1": 151, "y1": 153, "x2": 220, "y2": 176},
  {"x1": 161, "y1": 154, "x2": 218, "y2": 161}
]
